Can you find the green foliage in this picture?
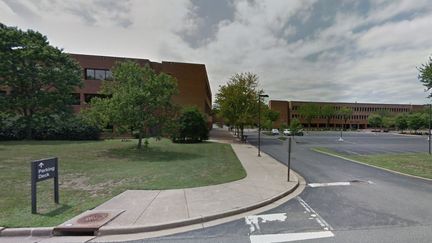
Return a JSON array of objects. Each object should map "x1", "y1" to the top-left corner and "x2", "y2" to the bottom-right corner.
[
  {"x1": 215, "y1": 72, "x2": 262, "y2": 139},
  {"x1": 0, "y1": 23, "x2": 83, "y2": 138},
  {"x1": 172, "y1": 107, "x2": 209, "y2": 143},
  {"x1": 320, "y1": 105, "x2": 336, "y2": 128},
  {"x1": 418, "y1": 56, "x2": 432, "y2": 98},
  {"x1": 408, "y1": 113, "x2": 424, "y2": 132},
  {"x1": 0, "y1": 114, "x2": 100, "y2": 140},
  {"x1": 84, "y1": 61, "x2": 178, "y2": 149},
  {"x1": 395, "y1": 114, "x2": 408, "y2": 131},
  {"x1": 382, "y1": 116, "x2": 395, "y2": 129},
  {"x1": 298, "y1": 104, "x2": 319, "y2": 128},
  {"x1": 338, "y1": 107, "x2": 353, "y2": 123},
  {"x1": 368, "y1": 114, "x2": 383, "y2": 128},
  {"x1": 289, "y1": 118, "x2": 303, "y2": 134}
]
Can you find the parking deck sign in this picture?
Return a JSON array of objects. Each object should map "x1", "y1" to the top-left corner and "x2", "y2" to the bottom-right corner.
[{"x1": 31, "y1": 157, "x2": 59, "y2": 214}]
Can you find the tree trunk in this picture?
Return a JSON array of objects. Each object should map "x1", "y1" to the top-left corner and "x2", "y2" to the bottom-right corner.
[
  {"x1": 24, "y1": 109, "x2": 33, "y2": 139},
  {"x1": 138, "y1": 130, "x2": 143, "y2": 149},
  {"x1": 240, "y1": 124, "x2": 244, "y2": 141}
]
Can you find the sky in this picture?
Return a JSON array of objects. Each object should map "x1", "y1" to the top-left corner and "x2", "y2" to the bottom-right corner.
[{"x1": 1, "y1": 0, "x2": 432, "y2": 104}]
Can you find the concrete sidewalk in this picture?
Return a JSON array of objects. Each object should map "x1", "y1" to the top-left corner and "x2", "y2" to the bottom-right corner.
[
  {"x1": 93, "y1": 142, "x2": 299, "y2": 235},
  {"x1": 0, "y1": 128, "x2": 300, "y2": 241}
]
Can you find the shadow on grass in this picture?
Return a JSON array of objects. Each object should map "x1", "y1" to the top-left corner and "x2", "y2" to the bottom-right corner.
[
  {"x1": 103, "y1": 146, "x2": 202, "y2": 162},
  {"x1": 38, "y1": 204, "x2": 72, "y2": 217}
]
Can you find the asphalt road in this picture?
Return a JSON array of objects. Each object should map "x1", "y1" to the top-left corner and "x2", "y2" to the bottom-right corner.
[{"x1": 128, "y1": 131, "x2": 432, "y2": 243}]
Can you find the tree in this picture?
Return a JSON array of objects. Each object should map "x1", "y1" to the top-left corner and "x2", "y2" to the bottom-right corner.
[
  {"x1": 368, "y1": 114, "x2": 383, "y2": 129},
  {"x1": 215, "y1": 72, "x2": 262, "y2": 140},
  {"x1": 320, "y1": 105, "x2": 335, "y2": 129},
  {"x1": 382, "y1": 116, "x2": 395, "y2": 130},
  {"x1": 0, "y1": 23, "x2": 82, "y2": 138},
  {"x1": 289, "y1": 118, "x2": 303, "y2": 139},
  {"x1": 418, "y1": 56, "x2": 432, "y2": 98},
  {"x1": 408, "y1": 113, "x2": 424, "y2": 133},
  {"x1": 173, "y1": 106, "x2": 209, "y2": 143},
  {"x1": 395, "y1": 114, "x2": 408, "y2": 132},
  {"x1": 338, "y1": 107, "x2": 353, "y2": 130},
  {"x1": 298, "y1": 104, "x2": 319, "y2": 129},
  {"x1": 266, "y1": 109, "x2": 280, "y2": 129},
  {"x1": 85, "y1": 61, "x2": 178, "y2": 149}
]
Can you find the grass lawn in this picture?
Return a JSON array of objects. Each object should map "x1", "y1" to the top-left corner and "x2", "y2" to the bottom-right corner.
[
  {"x1": 0, "y1": 139, "x2": 246, "y2": 227},
  {"x1": 313, "y1": 147, "x2": 432, "y2": 179}
]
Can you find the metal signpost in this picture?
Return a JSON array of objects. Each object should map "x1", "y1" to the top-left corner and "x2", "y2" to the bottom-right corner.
[
  {"x1": 31, "y1": 157, "x2": 59, "y2": 214},
  {"x1": 287, "y1": 137, "x2": 292, "y2": 181},
  {"x1": 429, "y1": 104, "x2": 431, "y2": 155}
]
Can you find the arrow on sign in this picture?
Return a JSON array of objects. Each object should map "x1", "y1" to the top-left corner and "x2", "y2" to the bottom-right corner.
[{"x1": 38, "y1": 162, "x2": 44, "y2": 168}]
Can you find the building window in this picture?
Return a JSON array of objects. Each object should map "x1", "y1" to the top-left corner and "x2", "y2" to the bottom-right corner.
[
  {"x1": 85, "y1": 93, "x2": 105, "y2": 103},
  {"x1": 95, "y1": 69, "x2": 106, "y2": 80},
  {"x1": 86, "y1": 69, "x2": 95, "y2": 79},
  {"x1": 85, "y1": 68, "x2": 112, "y2": 80}
]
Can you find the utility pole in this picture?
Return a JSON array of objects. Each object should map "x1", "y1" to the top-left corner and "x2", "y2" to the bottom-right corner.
[
  {"x1": 429, "y1": 104, "x2": 431, "y2": 155},
  {"x1": 258, "y1": 94, "x2": 269, "y2": 157},
  {"x1": 287, "y1": 137, "x2": 292, "y2": 181}
]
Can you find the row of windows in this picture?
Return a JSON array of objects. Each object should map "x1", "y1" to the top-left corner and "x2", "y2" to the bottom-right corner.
[
  {"x1": 291, "y1": 114, "x2": 369, "y2": 120},
  {"x1": 85, "y1": 68, "x2": 113, "y2": 80},
  {"x1": 292, "y1": 105, "x2": 411, "y2": 113}
]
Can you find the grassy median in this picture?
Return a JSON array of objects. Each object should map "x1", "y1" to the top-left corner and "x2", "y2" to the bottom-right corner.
[
  {"x1": 313, "y1": 147, "x2": 432, "y2": 179},
  {"x1": 0, "y1": 139, "x2": 246, "y2": 227}
]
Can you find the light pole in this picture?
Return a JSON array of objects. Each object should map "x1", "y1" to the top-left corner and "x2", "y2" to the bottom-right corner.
[
  {"x1": 429, "y1": 104, "x2": 431, "y2": 155},
  {"x1": 258, "y1": 94, "x2": 269, "y2": 157}
]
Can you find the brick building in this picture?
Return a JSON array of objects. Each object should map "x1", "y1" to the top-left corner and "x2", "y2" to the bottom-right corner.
[
  {"x1": 69, "y1": 54, "x2": 212, "y2": 121},
  {"x1": 269, "y1": 100, "x2": 425, "y2": 129}
]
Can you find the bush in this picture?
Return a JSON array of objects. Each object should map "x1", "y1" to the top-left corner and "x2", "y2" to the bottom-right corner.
[
  {"x1": 0, "y1": 114, "x2": 101, "y2": 140},
  {"x1": 172, "y1": 107, "x2": 209, "y2": 143}
]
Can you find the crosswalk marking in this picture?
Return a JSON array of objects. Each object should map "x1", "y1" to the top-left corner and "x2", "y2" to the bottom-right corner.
[{"x1": 250, "y1": 231, "x2": 334, "y2": 243}]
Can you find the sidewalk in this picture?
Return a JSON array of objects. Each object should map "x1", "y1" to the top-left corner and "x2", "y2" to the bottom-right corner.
[{"x1": 0, "y1": 128, "x2": 300, "y2": 239}]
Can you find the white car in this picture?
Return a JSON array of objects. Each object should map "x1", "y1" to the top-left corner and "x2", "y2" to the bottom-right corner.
[
  {"x1": 283, "y1": 129, "x2": 291, "y2": 136},
  {"x1": 271, "y1": 129, "x2": 280, "y2": 135}
]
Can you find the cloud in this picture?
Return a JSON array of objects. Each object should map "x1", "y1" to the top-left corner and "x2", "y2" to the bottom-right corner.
[{"x1": 1, "y1": 0, "x2": 432, "y2": 104}]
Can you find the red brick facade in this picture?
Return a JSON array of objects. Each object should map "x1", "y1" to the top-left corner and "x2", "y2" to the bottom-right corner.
[
  {"x1": 270, "y1": 100, "x2": 425, "y2": 129},
  {"x1": 69, "y1": 54, "x2": 212, "y2": 120}
]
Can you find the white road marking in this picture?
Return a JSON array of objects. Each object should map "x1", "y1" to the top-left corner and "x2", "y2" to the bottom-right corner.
[
  {"x1": 308, "y1": 182, "x2": 351, "y2": 187},
  {"x1": 250, "y1": 231, "x2": 334, "y2": 243},
  {"x1": 297, "y1": 197, "x2": 333, "y2": 231},
  {"x1": 245, "y1": 213, "x2": 287, "y2": 234}
]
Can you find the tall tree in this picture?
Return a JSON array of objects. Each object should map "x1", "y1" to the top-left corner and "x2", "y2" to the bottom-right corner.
[
  {"x1": 0, "y1": 23, "x2": 82, "y2": 138},
  {"x1": 86, "y1": 61, "x2": 178, "y2": 149},
  {"x1": 215, "y1": 72, "x2": 262, "y2": 140},
  {"x1": 320, "y1": 105, "x2": 335, "y2": 129},
  {"x1": 418, "y1": 56, "x2": 432, "y2": 98},
  {"x1": 408, "y1": 113, "x2": 424, "y2": 133},
  {"x1": 338, "y1": 107, "x2": 353, "y2": 130},
  {"x1": 395, "y1": 114, "x2": 408, "y2": 132},
  {"x1": 298, "y1": 104, "x2": 319, "y2": 129},
  {"x1": 368, "y1": 114, "x2": 383, "y2": 129}
]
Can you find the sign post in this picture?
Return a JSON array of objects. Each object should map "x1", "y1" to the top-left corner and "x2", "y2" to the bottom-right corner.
[
  {"x1": 287, "y1": 137, "x2": 292, "y2": 182},
  {"x1": 31, "y1": 157, "x2": 59, "y2": 214}
]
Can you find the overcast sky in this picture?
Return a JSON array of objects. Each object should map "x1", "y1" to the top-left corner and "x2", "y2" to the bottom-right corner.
[{"x1": 1, "y1": 0, "x2": 432, "y2": 104}]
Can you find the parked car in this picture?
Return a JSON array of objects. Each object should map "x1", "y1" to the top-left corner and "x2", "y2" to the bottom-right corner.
[
  {"x1": 271, "y1": 129, "x2": 280, "y2": 135},
  {"x1": 283, "y1": 129, "x2": 304, "y2": 136}
]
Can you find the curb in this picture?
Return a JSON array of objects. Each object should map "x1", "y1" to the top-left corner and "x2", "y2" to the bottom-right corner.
[
  {"x1": 96, "y1": 174, "x2": 299, "y2": 235},
  {"x1": 312, "y1": 149, "x2": 432, "y2": 182},
  {"x1": 0, "y1": 177, "x2": 300, "y2": 237},
  {"x1": 0, "y1": 227, "x2": 53, "y2": 237}
]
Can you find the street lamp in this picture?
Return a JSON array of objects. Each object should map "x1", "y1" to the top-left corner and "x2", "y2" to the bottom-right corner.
[
  {"x1": 258, "y1": 94, "x2": 269, "y2": 157},
  {"x1": 429, "y1": 103, "x2": 431, "y2": 155}
]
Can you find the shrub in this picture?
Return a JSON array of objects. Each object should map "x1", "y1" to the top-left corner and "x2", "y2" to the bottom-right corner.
[
  {"x1": 0, "y1": 114, "x2": 101, "y2": 140},
  {"x1": 172, "y1": 107, "x2": 209, "y2": 143}
]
